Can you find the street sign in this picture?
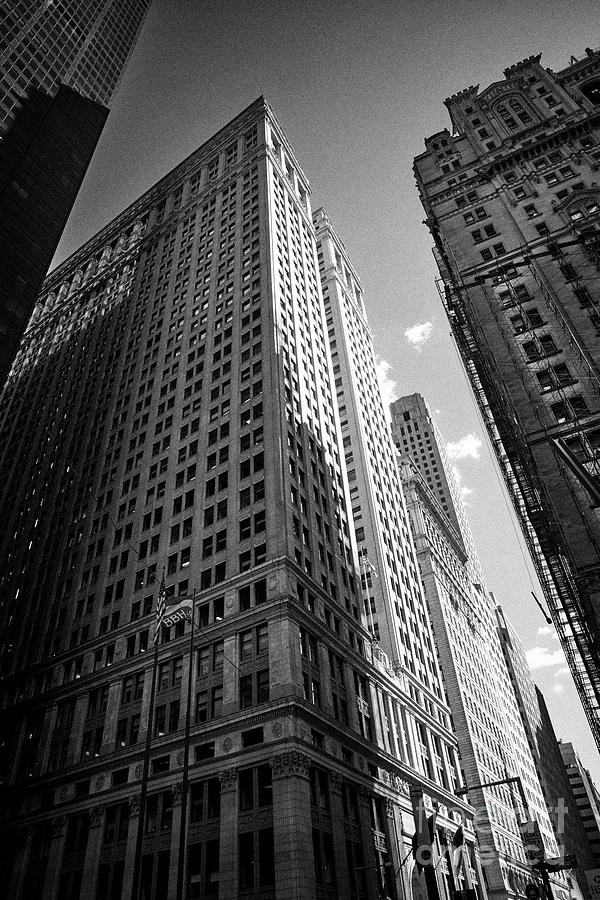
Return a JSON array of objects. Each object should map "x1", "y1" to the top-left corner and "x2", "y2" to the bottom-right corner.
[{"x1": 585, "y1": 869, "x2": 600, "y2": 897}]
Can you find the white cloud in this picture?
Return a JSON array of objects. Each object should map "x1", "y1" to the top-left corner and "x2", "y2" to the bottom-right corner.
[
  {"x1": 553, "y1": 684, "x2": 565, "y2": 695},
  {"x1": 375, "y1": 357, "x2": 398, "y2": 423},
  {"x1": 526, "y1": 646, "x2": 566, "y2": 670},
  {"x1": 555, "y1": 667, "x2": 570, "y2": 678},
  {"x1": 446, "y1": 433, "x2": 483, "y2": 461},
  {"x1": 404, "y1": 321, "x2": 433, "y2": 351},
  {"x1": 537, "y1": 624, "x2": 555, "y2": 637}
]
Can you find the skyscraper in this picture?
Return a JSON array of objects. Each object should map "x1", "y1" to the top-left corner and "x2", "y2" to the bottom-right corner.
[
  {"x1": 496, "y1": 611, "x2": 596, "y2": 894},
  {"x1": 394, "y1": 394, "x2": 563, "y2": 900},
  {"x1": 560, "y1": 742, "x2": 600, "y2": 865},
  {"x1": 0, "y1": 0, "x2": 153, "y2": 384},
  {"x1": 0, "y1": 99, "x2": 481, "y2": 900},
  {"x1": 314, "y1": 208, "x2": 487, "y2": 897},
  {"x1": 413, "y1": 47, "x2": 600, "y2": 749}
]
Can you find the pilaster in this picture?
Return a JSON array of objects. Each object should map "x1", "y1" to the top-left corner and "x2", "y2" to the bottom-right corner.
[
  {"x1": 40, "y1": 816, "x2": 68, "y2": 900},
  {"x1": 329, "y1": 772, "x2": 351, "y2": 898},
  {"x1": 271, "y1": 750, "x2": 316, "y2": 900},
  {"x1": 79, "y1": 804, "x2": 104, "y2": 898},
  {"x1": 218, "y1": 767, "x2": 238, "y2": 899}
]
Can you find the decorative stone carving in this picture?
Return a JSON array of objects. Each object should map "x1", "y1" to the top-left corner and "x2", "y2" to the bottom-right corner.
[
  {"x1": 176, "y1": 751, "x2": 184, "y2": 767},
  {"x1": 385, "y1": 797, "x2": 396, "y2": 818},
  {"x1": 134, "y1": 763, "x2": 144, "y2": 779},
  {"x1": 238, "y1": 811, "x2": 272, "y2": 832},
  {"x1": 88, "y1": 805, "x2": 104, "y2": 829},
  {"x1": 358, "y1": 785, "x2": 371, "y2": 805},
  {"x1": 95, "y1": 775, "x2": 106, "y2": 791},
  {"x1": 129, "y1": 794, "x2": 141, "y2": 817},
  {"x1": 172, "y1": 782, "x2": 183, "y2": 806},
  {"x1": 51, "y1": 815, "x2": 67, "y2": 837},
  {"x1": 219, "y1": 767, "x2": 238, "y2": 790},
  {"x1": 270, "y1": 751, "x2": 310, "y2": 779},
  {"x1": 222, "y1": 737, "x2": 233, "y2": 752},
  {"x1": 329, "y1": 772, "x2": 343, "y2": 794},
  {"x1": 271, "y1": 721, "x2": 283, "y2": 737}
]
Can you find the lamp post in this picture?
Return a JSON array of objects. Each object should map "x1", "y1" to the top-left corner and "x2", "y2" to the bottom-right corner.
[{"x1": 455, "y1": 777, "x2": 553, "y2": 900}]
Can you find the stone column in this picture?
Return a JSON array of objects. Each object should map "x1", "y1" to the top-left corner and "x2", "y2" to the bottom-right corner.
[
  {"x1": 68, "y1": 692, "x2": 90, "y2": 766},
  {"x1": 222, "y1": 635, "x2": 238, "y2": 715},
  {"x1": 41, "y1": 816, "x2": 68, "y2": 900},
  {"x1": 318, "y1": 644, "x2": 334, "y2": 714},
  {"x1": 344, "y1": 667, "x2": 360, "y2": 732},
  {"x1": 218, "y1": 767, "x2": 238, "y2": 899},
  {"x1": 368, "y1": 682, "x2": 385, "y2": 747},
  {"x1": 80, "y1": 805, "x2": 104, "y2": 898},
  {"x1": 121, "y1": 794, "x2": 140, "y2": 900},
  {"x1": 385, "y1": 798, "x2": 404, "y2": 900},
  {"x1": 101, "y1": 680, "x2": 121, "y2": 751},
  {"x1": 357, "y1": 786, "x2": 380, "y2": 899},
  {"x1": 37, "y1": 703, "x2": 58, "y2": 773},
  {"x1": 269, "y1": 615, "x2": 301, "y2": 699},
  {"x1": 168, "y1": 781, "x2": 184, "y2": 900},
  {"x1": 271, "y1": 751, "x2": 316, "y2": 900},
  {"x1": 329, "y1": 773, "x2": 351, "y2": 898},
  {"x1": 7, "y1": 825, "x2": 32, "y2": 900}
]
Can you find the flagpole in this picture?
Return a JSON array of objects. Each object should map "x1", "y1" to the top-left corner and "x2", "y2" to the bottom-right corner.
[
  {"x1": 130, "y1": 576, "x2": 165, "y2": 900},
  {"x1": 176, "y1": 589, "x2": 196, "y2": 900}
]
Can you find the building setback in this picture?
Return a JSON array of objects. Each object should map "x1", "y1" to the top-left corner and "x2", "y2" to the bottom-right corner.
[
  {"x1": 393, "y1": 394, "x2": 563, "y2": 900},
  {"x1": 0, "y1": 0, "x2": 152, "y2": 385},
  {"x1": 413, "y1": 48, "x2": 600, "y2": 749},
  {"x1": 0, "y1": 99, "x2": 482, "y2": 900}
]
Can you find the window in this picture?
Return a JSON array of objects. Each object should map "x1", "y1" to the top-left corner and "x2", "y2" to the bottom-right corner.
[
  {"x1": 239, "y1": 765, "x2": 272, "y2": 811},
  {"x1": 551, "y1": 396, "x2": 588, "y2": 423},
  {"x1": 190, "y1": 778, "x2": 221, "y2": 822},
  {"x1": 145, "y1": 790, "x2": 173, "y2": 833},
  {"x1": 104, "y1": 802, "x2": 129, "y2": 844},
  {"x1": 239, "y1": 829, "x2": 275, "y2": 889},
  {"x1": 239, "y1": 668, "x2": 269, "y2": 708}
]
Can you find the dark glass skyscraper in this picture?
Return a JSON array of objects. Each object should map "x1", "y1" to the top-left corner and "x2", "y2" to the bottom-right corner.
[{"x1": 0, "y1": 0, "x2": 153, "y2": 385}]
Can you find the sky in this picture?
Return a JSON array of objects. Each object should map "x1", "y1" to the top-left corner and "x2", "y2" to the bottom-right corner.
[{"x1": 54, "y1": 0, "x2": 600, "y2": 782}]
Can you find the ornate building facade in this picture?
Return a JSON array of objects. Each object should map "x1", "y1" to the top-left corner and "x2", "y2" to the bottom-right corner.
[{"x1": 413, "y1": 47, "x2": 600, "y2": 750}]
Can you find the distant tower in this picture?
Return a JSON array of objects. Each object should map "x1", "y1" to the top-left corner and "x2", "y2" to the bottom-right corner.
[
  {"x1": 396, "y1": 393, "x2": 563, "y2": 900},
  {"x1": 413, "y1": 48, "x2": 600, "y2": 748},
  {"x1": 560, "y1": 741, "x2": 600, "y2": 865},
  {"x1": 0, "y1": 0, "x2": 153, "y2": 384},
  {"x1": 496, "y1": 610, "x2": 596, "y2": 893}
]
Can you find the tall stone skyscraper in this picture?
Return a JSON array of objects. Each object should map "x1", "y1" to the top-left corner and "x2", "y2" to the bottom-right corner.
[
  {"x1": 0, "y1": 99, "x2": 482, "y2": 900},
  {"x1": 394, "y1": 394, "x2": 564, "y2": 900},
  {"x1": 496, "y1": 610, "x2": 596, "y2": 893},
  {"x1": 560, "y1": 741, "x2": 600, "y2": 865},
  {"x1": 413, "y1": 48, "x2": 600, "y2": 749},
  {"x1": 0, "y1": 0, "x2": 153, "y2": 384}
]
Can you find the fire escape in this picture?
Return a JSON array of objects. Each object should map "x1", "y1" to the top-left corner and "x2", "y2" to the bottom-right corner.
[{"x1": 432, "y1": 236, "x2": 600, "y2": 750}]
